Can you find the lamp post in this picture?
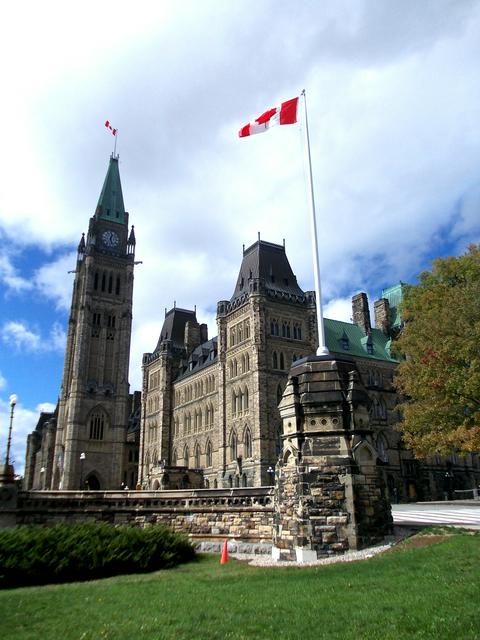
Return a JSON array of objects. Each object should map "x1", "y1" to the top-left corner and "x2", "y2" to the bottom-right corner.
[
  {"x1": 267, "y1": 466, "x2": 275, "y2": 485},
  {"x1": 79, "y1": 452, "x2": 86, "y2": 490},
  {"x1": 4, "y1": 394, "x2": 17, "y2": 478}
]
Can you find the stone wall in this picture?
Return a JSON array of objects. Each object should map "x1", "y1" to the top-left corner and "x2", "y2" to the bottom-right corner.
[{"x1": 5, "y1": 487, "x2": 274, "y2": 543}]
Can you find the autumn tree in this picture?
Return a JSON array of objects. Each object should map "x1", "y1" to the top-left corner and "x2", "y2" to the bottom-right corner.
[{"x1": 394, "y1": 245, "x2": 480, "y2": 458}]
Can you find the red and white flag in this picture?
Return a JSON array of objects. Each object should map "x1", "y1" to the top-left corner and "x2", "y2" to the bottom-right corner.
[
  {"x1": 105, "y1": 120, "x2": 117, "y2": 136},
  {"x1": 238, "y1": 97, "x2": 299, "y2": 138}
]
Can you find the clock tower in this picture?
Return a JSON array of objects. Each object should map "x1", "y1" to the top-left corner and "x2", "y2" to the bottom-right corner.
[{"x1": 51, "y1": 155, "x2": 136, "y2": 490}]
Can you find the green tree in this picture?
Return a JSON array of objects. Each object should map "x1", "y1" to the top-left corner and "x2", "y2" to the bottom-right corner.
[{"x1": 394, "y1": 245, "x2": 480, "y2": 458}]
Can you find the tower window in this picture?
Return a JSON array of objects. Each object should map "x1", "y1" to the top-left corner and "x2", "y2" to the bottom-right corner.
[
  {"x1": 89, "y1": 409, "x2": 107, "y2": 440},
  {"x1": 101, "y1": 273, "x2": 106, "y2": 292},
  {"x1": 108, "y1": 275, "x2": 113, "y2": 294},
  {"x1": 94, "y1": 272, "x2": 99, "y2": 290},
  {"x1": 116, "y1": 276, "x2": 121, "y2": 296}
]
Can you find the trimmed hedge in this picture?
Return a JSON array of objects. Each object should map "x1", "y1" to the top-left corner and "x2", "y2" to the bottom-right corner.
[{"x1": 0, "y1": 523, "x2": 196, "y2": 588}]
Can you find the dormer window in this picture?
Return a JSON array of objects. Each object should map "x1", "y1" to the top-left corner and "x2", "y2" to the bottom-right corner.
[{"x1": 340, "y1": 332, "x2": 350, "y2": 350}]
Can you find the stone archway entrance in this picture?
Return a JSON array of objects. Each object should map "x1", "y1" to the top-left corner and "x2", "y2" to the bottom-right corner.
[{"x1": 84, "y1": 474, "x2": 100, "y2": 490}]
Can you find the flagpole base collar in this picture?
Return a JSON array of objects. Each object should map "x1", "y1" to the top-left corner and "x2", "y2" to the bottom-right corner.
[{"x1": 316, "y1": 346, "x2": 330, "y2": 356}]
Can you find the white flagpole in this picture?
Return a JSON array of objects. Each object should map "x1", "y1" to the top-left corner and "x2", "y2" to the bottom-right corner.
[{"x1": 301, "y1": 89, "x2": 329, "y2": 356}]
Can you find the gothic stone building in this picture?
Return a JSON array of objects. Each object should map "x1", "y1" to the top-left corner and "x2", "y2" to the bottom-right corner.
[{"x1": 25, "y1": 158, "x2": 480, "y2": 500}]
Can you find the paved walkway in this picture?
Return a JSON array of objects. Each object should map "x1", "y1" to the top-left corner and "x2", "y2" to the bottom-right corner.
[{"x1": 392, "y1": 501, "x2": 480, "y2": 528}]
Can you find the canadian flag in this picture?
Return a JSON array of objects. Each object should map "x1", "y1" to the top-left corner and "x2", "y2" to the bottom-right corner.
[
  {"x1": 105, "y1": 120, "x2": 117, "y2": 136},
  {"x1": 238, "y1": 97, "x2": 299, "y2": 138}
]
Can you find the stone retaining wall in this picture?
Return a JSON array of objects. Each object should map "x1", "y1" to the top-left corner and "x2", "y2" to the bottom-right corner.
[{"x1": 7, "y1": 487, "x2": 274, "y2": 543}]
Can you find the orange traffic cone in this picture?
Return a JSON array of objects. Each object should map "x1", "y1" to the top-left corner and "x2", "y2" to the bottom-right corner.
[{"x1": 220, "y1": 539, "x2": 229, "y2": 564}]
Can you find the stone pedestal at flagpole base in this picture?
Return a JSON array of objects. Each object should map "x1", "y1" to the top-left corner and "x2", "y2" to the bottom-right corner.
[{"x1": 272, "y1": 355, "x2": 393, "y2": 562}]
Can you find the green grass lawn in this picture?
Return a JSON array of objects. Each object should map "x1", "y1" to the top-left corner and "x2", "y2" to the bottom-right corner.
[{"x1": 1, "y1": 531, "x2": 479, "y2": 640}]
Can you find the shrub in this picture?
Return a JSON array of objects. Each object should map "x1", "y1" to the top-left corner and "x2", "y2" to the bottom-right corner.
[{"x1": 0, "y1": 523, "x2": 196, "y2": 588}]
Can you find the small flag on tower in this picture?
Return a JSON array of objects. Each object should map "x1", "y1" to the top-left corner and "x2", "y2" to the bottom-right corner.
[
  {"x1": 105, "y1": 120, "x2": 117, "y2": 136},
  {"x1": 238, "y1": 97, "x2": 299, "y2": 138}
]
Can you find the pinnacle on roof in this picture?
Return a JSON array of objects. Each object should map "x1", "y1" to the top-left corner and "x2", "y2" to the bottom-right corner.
[{"x1": 95, "y1": 155, "x2": 126, "y2": 225}]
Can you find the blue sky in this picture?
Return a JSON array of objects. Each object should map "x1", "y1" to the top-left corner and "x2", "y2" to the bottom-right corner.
[{"x1": 1, "y1": 0, "x2": 480, "y2": 475}]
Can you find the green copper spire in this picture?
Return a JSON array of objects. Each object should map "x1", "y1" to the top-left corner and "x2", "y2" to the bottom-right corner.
[{"x1": 95, "y1": 155, "x2": 125, "y2": 224}]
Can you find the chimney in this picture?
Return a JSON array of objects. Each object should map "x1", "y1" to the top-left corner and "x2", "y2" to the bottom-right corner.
[
  {"x1": 200, "y1": 323, "x2": 208, "y2": 344},
  {"x1": 184, "y1": 320, "x2": 201, "y2": 354},
  {"x1": 374, "y1": 298, "x2": 390, "y2": 336},
  {"x1": 352, "y1": 293, "x2": 371, "y2": 335}
]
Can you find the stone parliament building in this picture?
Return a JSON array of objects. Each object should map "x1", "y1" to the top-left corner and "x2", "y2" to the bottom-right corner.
[{"x1": 24, "y1": 156, "x2": 480, "y2": 504}]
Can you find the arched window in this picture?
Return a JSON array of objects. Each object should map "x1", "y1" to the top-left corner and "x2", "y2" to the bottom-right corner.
[
  {"x1": 277, "y1": 384, "x2": 283, "y2": 405},
  {"x1": 116, "y1": 276, "x2": 121, "y2": 295},
  {"x1": 194, "y1": 444, "x2": 201, "y2": 468},
  {"x1": 232, "y1": 389, "x2": 237, "y2": 416},
  {"x1": 377, "y1": 433, "x2": 389, "y2": 462},
  {"x1": 233, "y1": 359, "x2": 238, "y2": 377},
  {"x1": 172, "y1": 448, "x2": 177, "y2": 465},
  {"x1": 244, "y1": 427, "x2": 252, "y2": 458},
  {"x1": 273, "y1": 351, "x2": 278, "y2": 369},
  {"x1": 89, "y1": 408, "x2": 107, "y2": 440},
  {"x1": 280, "y1": 352, "x2": 285, "y2": 370},
  {"x1": 245, "y1": 320, "x2": 250, "y2": 339},
  {"x1": 108, "y1": 274, "x2": 113, "y2": 294},
  {"x1": 206, "y1": 441, "x2": 213, "y2": 467},
  {"x1": 230, "y1": 431, "x2": 237, "y2": 461},
  {"x1": 244, "y1": 386, "x2": 249, "y2": 411},
  {"x1": 245, "y1": 353, "x2": 250, "y2": 371},
  {"x1": 94, "y1": 272, "x2": 99, "y2": 290},
  {"x1": 101, "y1": 272, "x2": 106, "y2": 292},
  {"x1": 184, "y1": 445, "x2": 189, "y2": 467}
]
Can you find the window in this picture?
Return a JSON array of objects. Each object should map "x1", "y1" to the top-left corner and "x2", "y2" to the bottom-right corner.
[
  {"x1": 184, "y1": 445, "x2": 189, "y2": 467},
  {"x1": 194, "y1": 444, "x2": 201, "y2": 468},
  {"x1": 273, "y1": 351, "x2": 278, "y2": 369},
  {"x1": 89, "y1": 409, "x2": 107, "y2": 440},
  {"x1": 206, "y1": 441, "x2": 213, "y2": 467},
  {"x1": 172, "y1": 448, "x2": 177, "y2": 465},
  {"x1": 377, "y1": 433, "x2": 389, "y2": 462},
  {"x1": 293, "y1": 323, "x2": 302, "y2": 340},
  {"x1": 230, "y1": 432, "x2": 237, "y2": 461},
  {"x1": 280, "y1": 352, "x2": 285, "y2": 370},
  {"x1": 244, "y1": 427, "x2": 252, "y2": 458}
]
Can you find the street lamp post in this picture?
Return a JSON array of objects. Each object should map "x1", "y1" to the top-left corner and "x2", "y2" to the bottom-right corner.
[
  {"x1": 79, "y1": 452, "x2": 86, "y2": 490},
  {"x1": 4, "y1": 394, "x2": 17, "y2": 479},
  {"x1": 267, "y1": 466, "x2": 275, "y2": 485},
  {"x1": 40, "y1": 467, "x2": 46, "y2": 490}
]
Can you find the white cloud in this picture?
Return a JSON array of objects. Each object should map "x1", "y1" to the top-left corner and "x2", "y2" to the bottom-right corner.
[
  {"x1": 0, "y1": 370, "x2": 6, "y2": 391},
  {"x1": 324, "y1": 297, "x2": 353, "y2": 323},
  {"x1": 1, "y1": 321, "x2": 66, "y2": 354},
  {"x1": 0, "y1": 254, "x2": 33, "y2": 293},
  {"x1": 36, "y1": 402, "x2": 57, "y2": 414},
  {"x1": 33, "y1": 252, "x2": 76, "y2": 311}
]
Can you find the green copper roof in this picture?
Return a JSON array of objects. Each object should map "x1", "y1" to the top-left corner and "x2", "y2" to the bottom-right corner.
[
  {"x1": 95, "y1": 156, "x2": 125, "y2": 224},
  {"x1": 324, "y1": 318, "x2": 398, "y2": 363},
  {"x1": 381, "y1": 283, "x2": 405, "y2": 328}
]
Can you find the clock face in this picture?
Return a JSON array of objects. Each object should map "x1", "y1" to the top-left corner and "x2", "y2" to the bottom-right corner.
[{"x1": 102, "y1": 230, "x2": 119, "y2": 248}]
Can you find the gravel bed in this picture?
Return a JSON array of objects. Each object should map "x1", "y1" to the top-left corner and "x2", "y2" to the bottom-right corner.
[{"x1": 245, "y1": 542, "x2": 393, "y2": 567}]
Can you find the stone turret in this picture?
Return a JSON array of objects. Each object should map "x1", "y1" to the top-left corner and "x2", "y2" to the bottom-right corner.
[{"x1": 272, "y1": 355, "x2": 392, "y2": 562}]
